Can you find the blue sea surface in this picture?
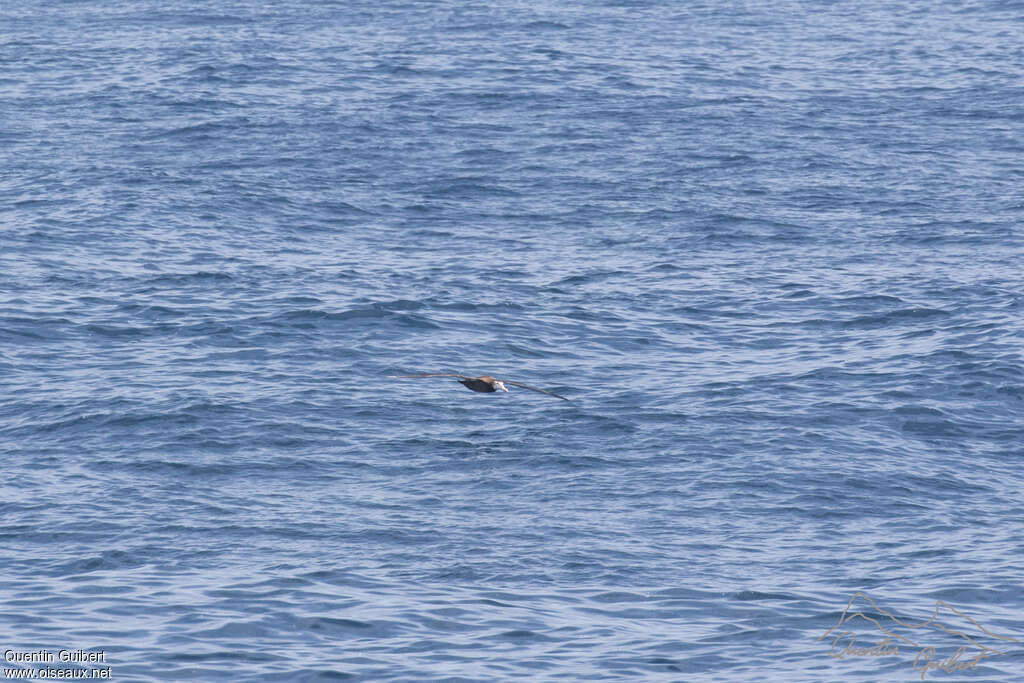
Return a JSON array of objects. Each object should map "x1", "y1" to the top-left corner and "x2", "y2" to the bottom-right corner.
[{"x1": 2, "y1": 1, "x2": 1023, "y2": 680}]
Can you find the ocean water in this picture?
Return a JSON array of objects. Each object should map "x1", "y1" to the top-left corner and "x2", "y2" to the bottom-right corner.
[{"x1": 2, "y1": 0, "x2": 1023, "y2": 680}]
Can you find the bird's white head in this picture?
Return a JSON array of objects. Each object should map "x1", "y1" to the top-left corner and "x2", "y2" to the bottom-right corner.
[{"x1": 494, "y1": 380, "x2": 509, "y2": 392}]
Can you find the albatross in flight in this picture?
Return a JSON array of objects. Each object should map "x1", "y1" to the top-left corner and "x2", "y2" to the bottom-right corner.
[{"x1": 388, "y1": 373, "x2": 570, "y2": 400}]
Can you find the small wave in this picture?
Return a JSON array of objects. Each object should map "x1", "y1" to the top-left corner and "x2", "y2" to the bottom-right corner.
[{"x1": 522, "y1": 20, "x2": 570, "y2": 30}]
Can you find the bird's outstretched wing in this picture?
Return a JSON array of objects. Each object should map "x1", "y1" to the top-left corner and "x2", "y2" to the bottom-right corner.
[
  {"x1": 503, "y1": 380, "x2": 570, "y2": 400},
  {"x1": 388, "y1": 373, "x2": 472, "y2": 379}
]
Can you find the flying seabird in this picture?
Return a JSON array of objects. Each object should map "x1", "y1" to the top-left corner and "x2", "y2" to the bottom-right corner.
[{"x1": 388, "y1": 373, "x2": 570, "y2": 400}]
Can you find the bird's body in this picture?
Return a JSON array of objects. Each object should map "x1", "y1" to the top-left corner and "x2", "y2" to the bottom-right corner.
[
  {"x1": 458, "y1": 375, "x2": 505, "y2": 393},
  {"x1": 387, "y1": 373, "x2": 569, "y2": 400}
]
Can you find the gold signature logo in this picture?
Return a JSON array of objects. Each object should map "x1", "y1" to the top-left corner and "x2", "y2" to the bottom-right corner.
[{"x1": 816, "y1": 592, "x2": 1020, "y2": 679}]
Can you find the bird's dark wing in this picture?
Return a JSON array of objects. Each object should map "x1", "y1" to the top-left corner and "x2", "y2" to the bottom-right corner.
[
  {"x1": 387, "y1": 373, "x2": 472, "y2": 379},
  {"x1": 503, "y1": 380, "x2": 570, "y2": 400}
]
